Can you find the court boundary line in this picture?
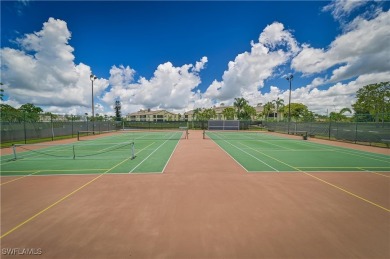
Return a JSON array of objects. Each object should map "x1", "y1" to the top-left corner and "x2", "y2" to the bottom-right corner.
[
  {"x1": 247, "y1": 170, "x2": 390, "y2": 173},
  {"x1": 0, "y1": 153, "x2": 135, "y2": 239},
  {"x1": 162, "y1": 137, "x2": 181, "y2": 173},
  {"x1": 297, "y1": 140, "x2": 390, "y2": 163},
  {"x1": 129, "y1": 138, "x2": 174, "y2": 173},
  {"x1": 238, "y1": 142, "x2": 295, "y2": 171},
  {"x1": 357, "y1": 167, "x2": 390, "y2": 178},
  {"x1": 0, "y1": 171, "x2": 41, "y2": 185},
  {"x1": 210, "y1": 140, "x2": 249, "y2": 172},
  {"x1": 210, "y1": 137, "x2": 278, "y2": 172},
  {"x1": 214, "y1": 138, "x2": 390, "y2": 212}
]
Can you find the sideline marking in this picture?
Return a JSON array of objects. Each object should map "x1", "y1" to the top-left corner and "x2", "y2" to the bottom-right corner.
[
  {"x1": 0, "y1": 154, "x2": 134, "y2": 239},
  {"x1": 0, "y1": 171, "x2": 41, "y2": 186},
  {"x1": 297, "y1": 140, "x2": 390, "y2": 163},
  {"x1": 210, "y1": 135, "x2": 278, "y2": 172},
  {"x1": 302, "y1": 172, "x2": 390, "y2": 212},
  {"x1": 129, "y1": 137, "x2": 176, "y2": 173},
  {"x1": 207, "y1": 138, "x2": 248, "y2": 172},
  {"x1": 162, "y1": 138, "x2": 181, "y2": 173},
  {"x1": 357, "y1": 167, "x2": 390, "y2": 178},
  {"x1": 225, "y1": 141, "x2": 390, "y2": 213}
]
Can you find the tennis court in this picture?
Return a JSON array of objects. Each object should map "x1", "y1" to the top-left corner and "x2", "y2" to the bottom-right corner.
[
  {"x1": 0, "y1": 130, "x2": 186, "y2": 176},
  {"x1": 1, "y1": 129, "x2": 389, "y2": 258},
  {"x1": 204, "y1": 130, "x2": 390, "y2": 173}
]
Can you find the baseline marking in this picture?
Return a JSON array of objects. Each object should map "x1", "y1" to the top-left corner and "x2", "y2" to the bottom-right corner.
[
  {"x1": 235, "y1": 142, "x2": 390, "y2": 212},
  {"x1": 129, "y1": 140, "x2": 171, "y2": 173},
  {"x1": 210, "y1": 136, "x2": 278, "y2": 172},
  {"x1": 0, "y1": 171, "x2": 41, "y2": 186},
  {"x1": 0, "y1": 153, "x2": 134, "y2": 239},
  {"x1": 357, "y1": 167, "x2": 390, "y2": 178}
]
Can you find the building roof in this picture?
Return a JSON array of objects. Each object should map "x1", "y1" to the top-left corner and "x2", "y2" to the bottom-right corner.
[{"x1": 127, "y1": 109, "x2": 176, "y2": 116}]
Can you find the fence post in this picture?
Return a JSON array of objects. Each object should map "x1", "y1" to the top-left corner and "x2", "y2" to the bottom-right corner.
[
  {"x1": 51, "y1": 113, "x2": 54, "y2": 141},
  {"x1": 71, "y1": 115, "x2": 74, "y2": 138},
  {"x1": 23, "y1": 112, "x2": 27, "y2": 144},
  {"x1": 354, "y1": 115, "x2": 358, "y2": 144}
]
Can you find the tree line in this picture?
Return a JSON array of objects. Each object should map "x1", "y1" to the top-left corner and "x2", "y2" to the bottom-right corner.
[{"x1": 1, "y1": 82, "x2": 389, "y2": 123}]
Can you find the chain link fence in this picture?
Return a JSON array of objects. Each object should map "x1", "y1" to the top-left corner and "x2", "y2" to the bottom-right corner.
[
  {"x1": 1, "y1": 112, "x2": 121, "y2": 144},
  {"x1": 262, "y1": 114, "x2": 390, "y2": 148},
  {"x1": 2, "y1": 112, "x2": 389, "y2": 148}
]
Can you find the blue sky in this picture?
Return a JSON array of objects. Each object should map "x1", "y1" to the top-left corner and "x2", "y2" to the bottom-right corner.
[{"x1": 1, "y1": 0, "x2": 390, "y2": 116}]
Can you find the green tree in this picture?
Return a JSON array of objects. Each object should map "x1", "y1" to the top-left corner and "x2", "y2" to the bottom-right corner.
[
  {"x1": 193, "y1": 108, "x2": 202, "y2": 121},
  {"x1": 352, "y1": 82, "x2": 390, "y2": 123},
  {"x1": 283, "y1": 103, "x2": 310, "y2": 121},
  {"x1": 114, "y1": 100, "x2": 122, "y2": 121},
  {"x1": 273, "y1": 97, "x2": 284, "y2": 121},
  {"x1": 241, "y1": 104, "x2": 256, "y2": 120},
  {"x1": 0, "y1": 83, "x2": 4, "y2": 101},
  {"x1": 197, "y1": 108, "x2": 216, "y2": 121},
  {"x1": 233, "y1": 97, "x2": 249, "y2": 120},
  {"x1": 222, "y1": 107, "x2": 235, "y2": 120},
  {"x1": 263, "y1": 102, "x2": 275, "y2": 121},
  {"x1": 0, "y1": 104, "x2": 20, "y2": 122},
  {"x1": 330, "y1": 108, "x2": 352, "y2": 122},
  {"x1": 19, "y1": 103, "x2": 43, "y2": 122}
]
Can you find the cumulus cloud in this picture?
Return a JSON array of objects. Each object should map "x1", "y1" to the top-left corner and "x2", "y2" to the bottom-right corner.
[
  {"x1": 322, "y1": 0, "x2": 368, "y2": 21},
  {"x1": 1, "y1": 17, "x2": 108, "y2": 113},
  {"x1": 101, "y1": 57, "x2": 208, "y2": 114},
  {"x1": 2, "y1": 5, "x2": 389, "y2": 118},
  {"x1": 204, "y1": 22, "x2": 299, "y2": 105},
  {"x1": 291, "y1": 10, "x2": 390, "y2": 83}
]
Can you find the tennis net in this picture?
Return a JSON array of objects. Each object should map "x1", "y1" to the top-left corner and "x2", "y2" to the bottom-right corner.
[
  {"x1": 203, "y1": 130, "x2": 307, "y2": 141},
  {"x1": 9, "y1": 141, "x2": 135, "y2": 161},
  {"x1": 78, "y1": 128, "x2": 188, "y2": 141}
]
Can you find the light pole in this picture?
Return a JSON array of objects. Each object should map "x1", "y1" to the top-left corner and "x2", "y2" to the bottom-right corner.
[
  {"x1": 90, "y1": 74, "x2": 97, "y2": 132},
  {"x1": 285, "y1": 74, "x2": 293, "y2": 134}
]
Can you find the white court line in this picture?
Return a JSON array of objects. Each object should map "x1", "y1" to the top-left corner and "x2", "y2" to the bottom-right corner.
[
  {"x1": 239, "y1": 133, "x2": 295, "y2": 151},
  {"x1": 295, "y1": 140, "x2": 390, "y2": 163},
  {"x1": 162, "y1": 138, "x2": 181, "y2": 173},
  {"x1": 208, "y1": 138, "x2": 248, "y2": 172},
  {"x1": 129, "y1": 133, "x2": 177, "y2": 173},
  {"x1": 357, "y1": 167, "x2": 390, "y2": 178},
  {"x1": 209, "y1": 133, "x2": 279, "y2": 172}
]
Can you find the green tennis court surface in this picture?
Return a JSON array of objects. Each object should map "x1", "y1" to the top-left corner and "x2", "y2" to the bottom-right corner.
[
  {"x1": 205, "y1": 131, "x2": 390, "y2": 172},
  {"x1": 1, "y1": 130, "x2": 185, "y2": 176}
]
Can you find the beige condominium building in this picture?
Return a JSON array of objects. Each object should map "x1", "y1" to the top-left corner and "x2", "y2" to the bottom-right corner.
[
  {"x1": 127, "y1": 104, "x2": 264, "y2": 122},
  {"x1": 183, "y1": 103, "x2": 264, "y2": 121},
  {"x1": 126, "y1": 109, "x2": 179, "y2": 122}
]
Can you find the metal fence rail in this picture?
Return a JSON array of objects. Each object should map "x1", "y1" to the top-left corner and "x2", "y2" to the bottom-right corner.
[
  {"x1": 263, "y1": 121, "x2": 390, "y2": 147},
  {"x1": 1, "y1": 112, "x2": 389, "y2": 147}
]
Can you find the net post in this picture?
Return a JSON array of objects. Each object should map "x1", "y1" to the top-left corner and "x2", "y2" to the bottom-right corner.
[
  {"x1": 131, "y1": 142, "x2": 135, "y2": 160},
  {"x1": 77, "y1": 131, "x2": 80, "y2": 141},
  {"x1": 73, "y1": 145, "x2": 76, "y2": 159},
  {"x1": 203, "y1": 130, "x2": 206, "y2": 139},
  {"x1": 12, "y1": 144, "x2": 17, "y2": 160}
]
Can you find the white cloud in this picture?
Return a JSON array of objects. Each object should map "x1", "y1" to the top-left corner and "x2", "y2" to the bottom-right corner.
[
  {"x1": 1, "y1": 18, "x2": 108, "y2": 114},
  {"x1": 2, "y1": 6, "x2": 388, "y2": 118},
  {"x1": 292, "y1": 10, "x2": 390, "y2": 83},
  {"x1": 204, "y1": 22, "x2": 299, "y2": 105},
  {"x1": 322, "y1": 0, "x2": 368, "y2": 21},
  {"x1": 101, "y1": 58, "x2": 208, "y2": 114}
]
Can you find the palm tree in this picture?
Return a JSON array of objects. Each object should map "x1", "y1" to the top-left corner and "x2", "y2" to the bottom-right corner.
[
  {"x1": 330, "y1": 108, "x2": 352, "y2": 121},
  {"x1": 222, "y1": 107, "x2": 236, "y2": 120},
  {"x1": 263, "y1": 102, "x2": 274, "y2": 121},
  {"x1": 272, "y1": 97, "x2": 284, "y2": 122},
  {"x1": 234, "y1": 97, "x2": 249, "y2": 120},
  {"x1": 0, "y1": 83, "x2": 4, "y2": 101},
  {"x1": 193, "y1": 108, "x2": 202, "y2": 121}
]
